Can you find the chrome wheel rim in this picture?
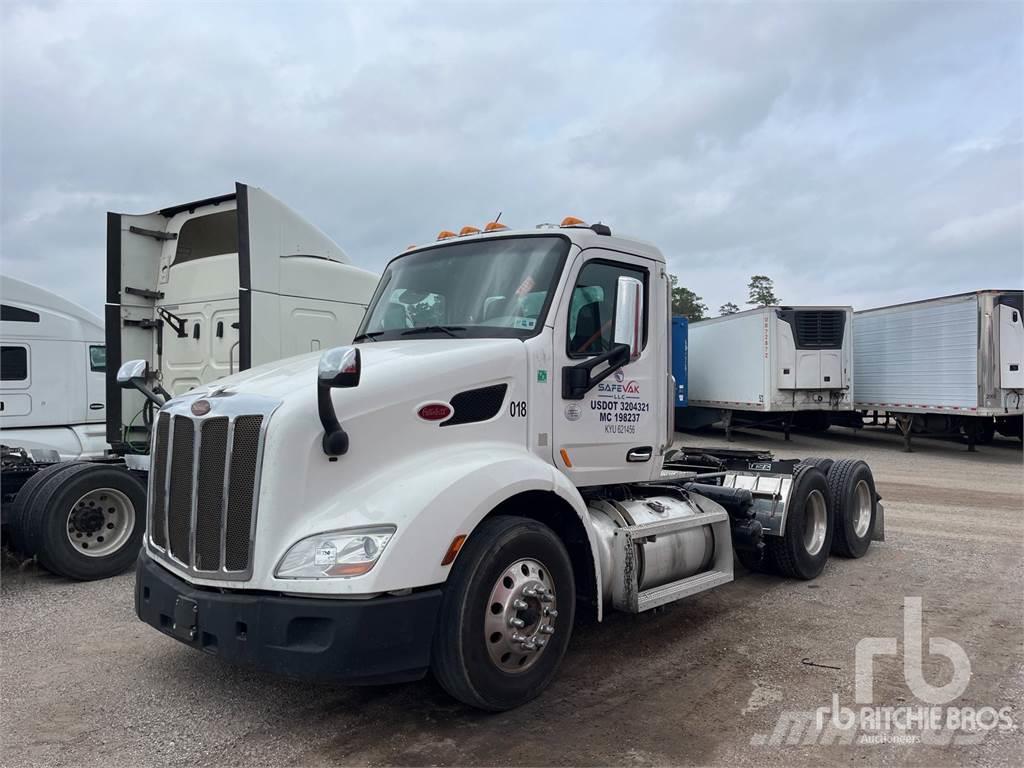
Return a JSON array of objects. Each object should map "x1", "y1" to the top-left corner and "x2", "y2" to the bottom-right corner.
[
  {"x1": 484, "y1": 558, "x2": 557, "y2": 673},
  {"x1": 853, "y1": 480, "x2": 872, "y2": 538},
  {"x1": 802, "y1": 489, "x2": 828, "y2": 557},
  {"x1": 66, "y1": 488, "x2": 135, "y2": 557}
]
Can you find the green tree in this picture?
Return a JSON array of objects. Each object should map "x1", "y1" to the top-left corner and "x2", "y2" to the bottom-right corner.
[
  {"x1": 669, "y1": 274, "x2": 707, "y2": 321},
  {"x1": 747, "y1": 275, "x2": 779, "y2": 306},
  {"x1": 719, "y1": 302, "x2": 740, "y2": 315}
]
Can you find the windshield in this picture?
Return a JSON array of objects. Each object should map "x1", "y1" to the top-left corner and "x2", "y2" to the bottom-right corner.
[{"x1": 356, "y1": 236, "x2": 570, "y2": 341}]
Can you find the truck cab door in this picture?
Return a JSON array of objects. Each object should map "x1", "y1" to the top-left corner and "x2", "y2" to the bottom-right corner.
[{"x1": 552, "y1": 250, "x2": 665, "y2": 485}]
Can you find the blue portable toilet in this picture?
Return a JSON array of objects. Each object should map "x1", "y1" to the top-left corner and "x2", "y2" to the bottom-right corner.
[{"x1": 671, "y1": 316, "x2": 688, "y2": 408}]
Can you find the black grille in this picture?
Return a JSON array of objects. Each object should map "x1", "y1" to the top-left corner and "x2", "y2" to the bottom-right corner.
[
  {"x1": 194, "y1": 418, "x2": 228, "y2": 571},
  {"x1": 167, "y1": 418, "x2": 194, "y2": 563},
  {"x1": 442, "y1": 384, "x2": 508, "y2": 427},
  {"x1": 791, "y1": 310, "x2": 845, "y2": 349},
  {"x1": 150, "y1": 413, "x2": 170, "y2": 549},
  {"x1": 225, "y1": 416, "x2": 263, "y2": 570},
  {"x1": 148, "y1": 412, "x2": 264, "y2": 575}
]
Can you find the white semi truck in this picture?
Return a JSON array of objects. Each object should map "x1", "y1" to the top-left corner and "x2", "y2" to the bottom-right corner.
[
  {"x1": 683, "y1": 305, "x2": 854, "y2": 440},
  {"x1": 4, "y1": 183, "x2": 378, "y2": 580},
  {"x1": 132, "y1": 218, "x2": 884, "y2": 710},
  {"x1": 0, "y1": 277, "x2": 108, "y2": 464},
  {"x1": 852, "y1": 291, "x2": 1024, "y2": 450}
]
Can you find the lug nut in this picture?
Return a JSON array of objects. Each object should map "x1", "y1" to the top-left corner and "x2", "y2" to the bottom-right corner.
[
  {"x1": 540, "y1": 625, "x2": 555, "y2": 635},
  {"x1": 512, "y1": 599, "x2": 528, "y2": 610},
  {"x1": 535, "y1": 637, "x2": 547, "y2": 648},
  {"x1": 522, "y1": 641, "x2": 537, "y2": 651},
  {"x1": 511, "y1": 632, "x2": 526, "y2": 643},
  {"x1": 544, "y1": 608, "x2": 558, "y2": 618},
  {"x1": 509, "y1": 617, "x2": 525, "y2": 628}
]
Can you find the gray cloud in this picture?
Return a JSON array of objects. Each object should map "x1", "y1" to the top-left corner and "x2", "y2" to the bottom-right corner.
[{"x1": 1, "y1": 0, "x2": 1021, "y2": 319}]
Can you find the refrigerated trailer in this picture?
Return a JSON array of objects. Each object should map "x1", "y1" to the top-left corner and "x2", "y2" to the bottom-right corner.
[
  {"x1": 852, "y1": 290, "x2": 1024, "y2": 450},
  {"x1": 3, "y1": 183, "x2": 378, "y2": 580},
  {"x1": 681, "y1": 306, "x2": 854, "y2": 440},
  {"x1": 130, "y1": 216, "x2": 884, "y2": 711}
]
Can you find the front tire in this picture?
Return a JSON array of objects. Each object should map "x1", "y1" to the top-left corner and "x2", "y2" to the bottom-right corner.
[
  {"x1": 767, "y1": 465, "x2": 832, "y2": 580},
  {"x1": 432, "y1": 516, "x2": 575, "y2": 711},
  {"x1": 27, "y1": 464, "x2": 146, "y2": 580}
]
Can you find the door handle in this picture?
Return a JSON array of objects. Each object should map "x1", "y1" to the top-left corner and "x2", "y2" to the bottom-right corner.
[{"x1": 627, "y1": 446, "x2": 652, "y2": 462}]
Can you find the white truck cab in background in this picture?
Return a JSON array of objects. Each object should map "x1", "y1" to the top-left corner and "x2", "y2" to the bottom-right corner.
[
  {"x1": 0, "y1": 277, "x2": 108, "y2": 462},
  {"x1": 4, "y1": 183, "x2": 377, "y2": 582},
  {"x1": 134, "y1": 217, "x2": 884, "y2": 711}
]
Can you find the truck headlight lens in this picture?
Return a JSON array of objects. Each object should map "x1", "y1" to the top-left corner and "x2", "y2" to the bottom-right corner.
[{"x1": 275, "y1": 526, "x2": 396, "y2": 579}]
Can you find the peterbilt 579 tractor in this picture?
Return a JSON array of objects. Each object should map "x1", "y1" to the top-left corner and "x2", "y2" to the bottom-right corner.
[{"x1": 131, "y1": 218, "x2": 883, "y2": 710}]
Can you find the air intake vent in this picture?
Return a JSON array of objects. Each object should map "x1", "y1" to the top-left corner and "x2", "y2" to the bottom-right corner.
[
  {"x1": 790, "y1": 310, "x2": 845, "y2": 349},
  {"x1": 443, "y1": 384, "x2": 508, "y2": 427}
]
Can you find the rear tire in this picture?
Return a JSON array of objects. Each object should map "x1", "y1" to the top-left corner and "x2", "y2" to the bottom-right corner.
[
  {"x1": 27, "y1": 464, "x2": 146, "y2": 580},
  {"x1": 432, "y1": 516, "x2": 575, "y2": 711},
  {"x1": 801, "y1": 457, "x2": 834, "y2": 474},
  {"x1": 828, "y1": 459, "x2": 877, "y2": 558},
  {"x1": 7, "y1": 461, "x2": 87, "y2": 555},
  {"x1": 767, "y1": 465, "x2": 832, "y2": 580}
]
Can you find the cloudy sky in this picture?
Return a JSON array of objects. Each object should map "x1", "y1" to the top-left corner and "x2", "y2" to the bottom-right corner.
[{"x1": 2, "y1": 0, "x2": 1021, "y2": 319}]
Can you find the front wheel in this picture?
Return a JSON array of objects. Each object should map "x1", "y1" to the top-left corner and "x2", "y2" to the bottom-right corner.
[{"x1": 431, "y1": 516, "x2": 575, "y2": 711}]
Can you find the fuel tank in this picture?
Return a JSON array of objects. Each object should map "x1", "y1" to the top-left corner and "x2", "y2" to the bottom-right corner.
[{"x1": 588, "y1": 494, "x2": 719, "y2": 601}]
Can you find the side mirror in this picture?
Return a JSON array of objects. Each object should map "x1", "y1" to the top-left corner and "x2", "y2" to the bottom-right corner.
[
  {"x1": 318, "y1": 346, "x2": 361, "y2": 388},
  {"x1": 613, "y1": 276, "x2": 643, "y2": 362},
  {"x1": 317, "y1": 346, "x2": 361, "y2": 457},
  {"x1": 116, "y1": 359, "x2": 148, "y2": 387},
  {"x1": 116, "y1": 359, "x2": 167, "y2": 407}
]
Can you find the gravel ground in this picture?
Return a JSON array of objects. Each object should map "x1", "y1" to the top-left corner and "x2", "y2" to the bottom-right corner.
[{"x1": 2, "y1": 424, "x2": 1022, "y2": 767}]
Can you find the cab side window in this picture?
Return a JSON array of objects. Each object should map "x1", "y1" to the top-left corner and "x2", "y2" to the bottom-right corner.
[{"x1": 567, "y1": 261, "x2": 647, "y2": 357}]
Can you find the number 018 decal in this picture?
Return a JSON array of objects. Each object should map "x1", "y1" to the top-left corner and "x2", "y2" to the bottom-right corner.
[{"x1": 509, "y1": 400, "x2": 527, "y2": 418}]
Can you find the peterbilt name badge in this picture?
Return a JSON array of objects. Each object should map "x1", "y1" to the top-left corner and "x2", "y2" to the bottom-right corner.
[{"x1": 191, "y1": 400, "x2": 211, "y2": 416}]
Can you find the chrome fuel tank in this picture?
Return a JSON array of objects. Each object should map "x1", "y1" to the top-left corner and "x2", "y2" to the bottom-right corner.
[{"x1": 588, "y1": 494, "x2": 719, "y2": 600}]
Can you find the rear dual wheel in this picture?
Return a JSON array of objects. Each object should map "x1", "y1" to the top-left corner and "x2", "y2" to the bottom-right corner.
[
  {"x1": 767, "y1": 464, "x2": 832, "y2": 580},
  {"x1": 13, "y1": 463, "x2": 146, "y2": 580},
  {"x1": 827, "y1": 459, "x2": 877, "y2": 559},
  {"x1": 432, "y1": 516, "x2": 575, "y2": 711}
]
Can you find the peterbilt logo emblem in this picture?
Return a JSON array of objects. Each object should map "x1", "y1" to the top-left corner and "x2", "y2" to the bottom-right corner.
[{"x1": 191, "y1": 400, "x2": 211, "y2": 416}]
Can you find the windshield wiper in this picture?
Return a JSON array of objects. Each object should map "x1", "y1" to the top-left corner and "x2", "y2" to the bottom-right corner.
[
  {"x1": 352, "y1": 331, "x2": 384, "y2": 342},
  {"x1": 400, "y1": 325, "x2": 466, "y2": 338}
]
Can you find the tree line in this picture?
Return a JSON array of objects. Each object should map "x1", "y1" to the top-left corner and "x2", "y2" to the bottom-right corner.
[{"x1": 670, "y1": 274, "x2": 779, "y2": 321}]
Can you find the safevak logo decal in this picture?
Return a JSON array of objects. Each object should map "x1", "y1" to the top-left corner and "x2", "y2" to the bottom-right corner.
[{"x1": 590, "y1": 369, "x2": 649, "y2": 435}]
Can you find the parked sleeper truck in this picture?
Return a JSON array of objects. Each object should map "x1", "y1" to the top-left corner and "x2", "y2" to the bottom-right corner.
[
  {"x1": 132, "y1": 218, "x2": 884, "y2": 711},
  {"x1": 4, "y1": 183, "x2": 377, "y2": 581}
]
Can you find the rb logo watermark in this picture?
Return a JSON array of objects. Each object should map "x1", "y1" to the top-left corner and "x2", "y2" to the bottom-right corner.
[{"x1": 751, "y1": 597, "x2": 1016, "y2": 747}]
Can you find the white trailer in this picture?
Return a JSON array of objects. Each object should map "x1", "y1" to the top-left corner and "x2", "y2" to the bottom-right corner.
[
  {"x1": 4, "y1": 183, "x2": 378, "y2": 581},
  {"x1": 853, "y1": 290, "x2": 1024, "y2": 450},
  {"x1": 0, "y1": 277, "x2": 108, "y2": 464},
  {"x1": 683, "y1": 305, "x2": 854, "y2": 440},
  {"x1": 130, "y1": 217, "x2": 884, "y2": 711}
]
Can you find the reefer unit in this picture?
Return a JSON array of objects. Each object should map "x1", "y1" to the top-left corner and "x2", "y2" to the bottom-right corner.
[
  {"x1": 853, "y1": 291, "x2": 1024, "y2": 418},
  {"x1": 688, "y1": 306, "x2": 854, "y2": 415}
]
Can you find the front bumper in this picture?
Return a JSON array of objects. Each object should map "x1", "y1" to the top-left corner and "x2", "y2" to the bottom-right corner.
[{"x1": 135, "y1": 551, "x2": 443, "y2": 685}]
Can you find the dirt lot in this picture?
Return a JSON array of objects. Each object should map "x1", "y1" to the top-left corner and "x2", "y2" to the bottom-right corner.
[{"x1": 2, "y1": 425, "x2": 1022, "y2": 767}]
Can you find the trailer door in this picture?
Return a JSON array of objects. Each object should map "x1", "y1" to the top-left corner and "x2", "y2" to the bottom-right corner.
[{"x1": 999, "y1": 302, "x2": 1024, "y2": 390}]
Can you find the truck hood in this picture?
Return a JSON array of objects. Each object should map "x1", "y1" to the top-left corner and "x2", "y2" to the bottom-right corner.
[{"x1": 184, "y1": 338, "x2": 525, "y2": 404}]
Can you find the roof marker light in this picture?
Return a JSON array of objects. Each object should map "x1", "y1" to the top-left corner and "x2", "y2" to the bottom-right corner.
[
  {"x1": 405, "y1": 244, "x2": 417, "y2": 251},
  {"x1": 459, "y1": 226, "x2": 481, "y2": 236},
  {"x1": 437, "y1": 230, "x2": 457, "y2": 240},
  {"x1": 484, "y1": 221, "x2": 508, "y2": 232},
  {"x1": 561, "y1": 216, "x2": 586, "y2": 227}
]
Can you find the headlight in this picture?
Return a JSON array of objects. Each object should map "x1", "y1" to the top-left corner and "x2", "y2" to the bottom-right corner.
[{"x1": 275, "y1": 526, "x2": 396, "y2": 579}]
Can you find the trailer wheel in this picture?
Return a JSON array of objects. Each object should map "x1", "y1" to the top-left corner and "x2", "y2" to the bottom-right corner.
[
  {"x1": 767, "y1": 465, "x2": 832, "y2": 580},
  {"x1": 432, "y1": 515, "x2": 575, "y2": 711},
  {"x1": 26, "y1": 464, "x2": 146, "y2": 581},
  {"x1": 7, "y1": 461, "x2": 87, "y2": 555},
  {"x1": 827, "y1": 459, "x2": 877, "y2": 558}
]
